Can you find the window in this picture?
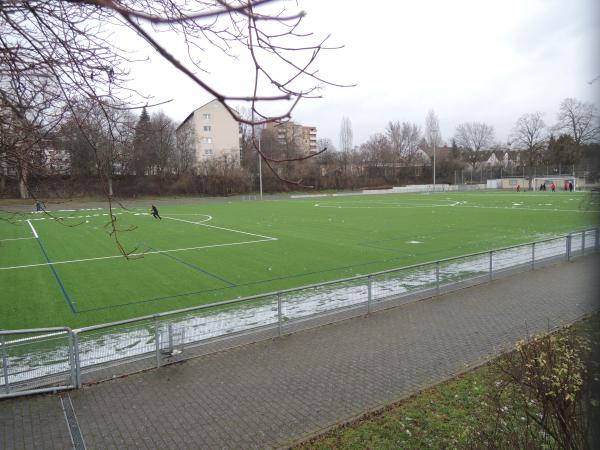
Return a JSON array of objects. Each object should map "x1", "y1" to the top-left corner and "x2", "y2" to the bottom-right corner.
[
  {"x1": 201, "y1": 137, "x2": 213, "y2": 144},
  {"x1": 203, "y1": 125, "x2": 211, "y2": 132},
  {"x1": 204, "y1": 149, "x2": 213, "y2": 156},
  {"x1": 202, "y1": 113, "x2": 211, "y2": 120}
]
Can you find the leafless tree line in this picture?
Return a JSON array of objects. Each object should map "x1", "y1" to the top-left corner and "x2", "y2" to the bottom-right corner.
[{"x1": 1, "y1": 0, "x2": 347, "y2": 190}]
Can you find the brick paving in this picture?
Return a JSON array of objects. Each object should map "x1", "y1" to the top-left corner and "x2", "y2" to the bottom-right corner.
[{"x1": 1, "y1": 255, "x2": 599, "y2": 449}]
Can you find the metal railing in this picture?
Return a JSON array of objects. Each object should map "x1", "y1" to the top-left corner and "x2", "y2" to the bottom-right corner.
[{"x1": 1, "y1": 228, "x2": 598, "y2": 398}]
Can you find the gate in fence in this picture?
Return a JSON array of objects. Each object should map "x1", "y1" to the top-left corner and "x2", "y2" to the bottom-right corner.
[{"x1": 0, "y1": 328, "x2": 77, "y2": 398}]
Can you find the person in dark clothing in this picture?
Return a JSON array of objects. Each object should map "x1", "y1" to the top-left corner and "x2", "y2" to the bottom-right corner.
[
  {"x1": 151, "y1": 205, "x2": 161, "y2": 220},
  {"x1": 569, "y1": 181, "x2": 574, "y2": 192}
]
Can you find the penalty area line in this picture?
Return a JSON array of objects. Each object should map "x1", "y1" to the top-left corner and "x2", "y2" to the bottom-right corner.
[
  {"x1": 162, "y1": 215, "x2": 278, "y2": 241},
  {"x1": 0, "y1": 238, "x2": 277, "y2": 271}
]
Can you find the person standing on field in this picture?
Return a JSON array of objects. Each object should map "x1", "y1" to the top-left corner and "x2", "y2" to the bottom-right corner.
[{"x1": 551, "y1": 182, "x2": 556, "y2": 192}]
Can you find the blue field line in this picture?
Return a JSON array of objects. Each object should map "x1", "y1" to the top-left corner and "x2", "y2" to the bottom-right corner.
[
  {"x1": 76, "y1": 252, "x2": 428, "y2": 314},
  {"x1": 34, "y1": 238, "x2": 77, "y2": 315},
  {"x1": 150, "y1": 246, "x2": 237, "y2": 287}
]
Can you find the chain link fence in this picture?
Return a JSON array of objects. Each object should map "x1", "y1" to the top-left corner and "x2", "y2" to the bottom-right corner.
[{"x1": 1, "y1": 228, "x2": 598, "y2": 398}]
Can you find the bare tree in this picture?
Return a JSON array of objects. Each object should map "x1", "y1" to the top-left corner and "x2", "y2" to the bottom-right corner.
[
  {"x1": 362, "y1": 133, "x2": 393, "y2": 165},
  {"x1": 0, "y1": 69, "x2": 64, "y2": 198},
  {"x1": 555, "y1": 98, "x2": 600, "y2": 166},
  {"x1": 174, "y1": 126, "x2": 197, "y2": 176},
  {"x1": 454, "y1": 122, "x2": 495, "y2": 172},
  {"x1": 386, "y1": 121, "x2": 422, "y2": 163},
  {"x1": 511, "y1": 112, "x2": 547, "y2": 189},
  {"x1": 425, "y1": 110, "x2": 442, "y2": 150},
  {"x1": 339, "y1": 116, "x2": 353, "y2": 154},
  {"x1": 148, "y1": 111, "x2": 176, "y2": 178},
  {"x1": 425, "y1": 109, "x2": 441, "y2": 184}
]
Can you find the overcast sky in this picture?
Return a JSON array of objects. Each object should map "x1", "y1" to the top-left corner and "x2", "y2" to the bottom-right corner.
[{"x1": 130, "y1": 0, "x2": 600, "y2": 148}]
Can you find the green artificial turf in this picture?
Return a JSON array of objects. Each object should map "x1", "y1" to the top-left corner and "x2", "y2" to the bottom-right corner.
[{"x1": 1, "y1": 191, "x2": 598, "y2": 329}]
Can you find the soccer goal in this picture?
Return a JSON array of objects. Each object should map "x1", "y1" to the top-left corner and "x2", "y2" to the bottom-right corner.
[{"x1": 533, "y1": 176, "x2": 576, "y2": 191}]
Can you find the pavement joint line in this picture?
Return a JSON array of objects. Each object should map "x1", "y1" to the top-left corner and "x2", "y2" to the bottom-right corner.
[{"x1": 60, "y1": 393, "x2": 87, "y2": 450}]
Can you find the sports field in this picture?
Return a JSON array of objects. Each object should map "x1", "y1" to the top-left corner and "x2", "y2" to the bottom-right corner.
[{"x1": 1, "y1": 191, "x2": 598, "y2": 330}]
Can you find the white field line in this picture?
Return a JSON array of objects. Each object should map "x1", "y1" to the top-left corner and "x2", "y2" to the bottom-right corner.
[
  {"x1": 0, "y1": 237, "x2": 36, "y2": 242},
  {"x1": 2, "y1": 211, "x2": 278, "y2": 271},
  {"x1": 15, "y1": 212, "x2": 122, "y2": 223},
  {"x1": 450, "y1": 204, "x2": 600, "y2": 213},
  {"x1": 455, "y1": 192, "x2": 585, "y2": 197},
  {"x1": 315, "y1": 203, "x2": 456, "y2": 209},
  {"x1": 314, "y1": 202, "x2": 598, "y2": 213},
  {"x1": 0, "y1": 238, "x2": 276, "y2": 271},
  {"x1": 161, "y1": 215, "x2": 278, "y2": 241},
  {"x1": 150, "y1": 214, "x2": 211, "y2": 224},
  {"x1": 26, "y1": 220, "x2": 38, "y2": 238},
  {"x1": 161, "y1": 213, "x2": 213, "y2": 218},
  {"x1": 123, "y1": 209, "x2": 277, "y2": 240}
]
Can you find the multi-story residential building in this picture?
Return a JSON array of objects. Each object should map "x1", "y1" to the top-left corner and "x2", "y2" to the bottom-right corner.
[
  {"x1": 264, "y1": 121, "x2": 317, "y2": 155},
  {"x1": 176, "y1": 99, "x2": 241, "y2": 169}
]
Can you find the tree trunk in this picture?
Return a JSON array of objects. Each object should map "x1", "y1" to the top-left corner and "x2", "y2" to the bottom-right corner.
[{"x1": 19, "y1": 165, "x2": 29, "y2": 199}]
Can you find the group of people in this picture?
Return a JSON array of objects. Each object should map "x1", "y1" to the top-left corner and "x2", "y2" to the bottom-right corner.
[
  {"x1": 534, "y1": 181, "x2": 573, "y2": 192},
  {"x1": 516, "y1": 181, "x2": 574, "y2": 192}
]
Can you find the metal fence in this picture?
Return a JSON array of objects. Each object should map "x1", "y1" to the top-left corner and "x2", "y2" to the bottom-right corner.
[{"x1": 1, "y1": 228, "x2": 598, "y2": 398}]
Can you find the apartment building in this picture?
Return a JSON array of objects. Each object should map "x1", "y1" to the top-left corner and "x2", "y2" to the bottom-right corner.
[
  {"x1": 176, "y1": 99, "x2": 241, "y2": 168},
  {"x1": 264, "y1": 121, "x2": 317, "y2": 154}
]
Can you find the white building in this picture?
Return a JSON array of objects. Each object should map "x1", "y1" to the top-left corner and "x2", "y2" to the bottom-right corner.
[{"x1": 176, "y1": 99, "x2": 241, "y2": 169}]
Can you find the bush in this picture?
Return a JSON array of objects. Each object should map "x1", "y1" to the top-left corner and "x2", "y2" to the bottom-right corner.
[{"x1": 474, "y1": 327, "x2": 595, "y2": 449}]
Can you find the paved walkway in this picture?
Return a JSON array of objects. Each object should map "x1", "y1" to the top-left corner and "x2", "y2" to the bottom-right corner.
[{"x1": 1, "y1": 255, "x2": 599, "y2": 449}]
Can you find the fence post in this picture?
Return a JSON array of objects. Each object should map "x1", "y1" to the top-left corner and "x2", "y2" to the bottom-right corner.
[
  {"x1": 489, "y1": 251, "x2": 493, "y2": 281},
  {"x1": 155, "y1": 317, "x2": 161, "y2": 368},
  {"x1": 435, "y1": 262, "x2": 440, "y2": 295},
  {"x1": 367, "y1": 276, "x2": 373, "y2": 314},
  {"x1": 168, "y1": 323, "x2": 174, "y2": 354},
  {"x1": 582, "y1": 230, "x2": 585, "y2": 256},
  {"x1": 567, "y1": 234, "x2": 572, "y2": 261},
  {"x1": 277, "y1": 294, "x2": 282, "y2": 337},
  {"x1": 72, "y1": 332, "x2": 81, "y2": 388},
  {"x1": 1, "y1": 336, "x2": 9, "y2": 394},
  {"x1": 68, "y1": 332, "x2": 76, "y2": 388},
  {"x1": 531, "y1": 242, "x2": 535, "y2": 270}
]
